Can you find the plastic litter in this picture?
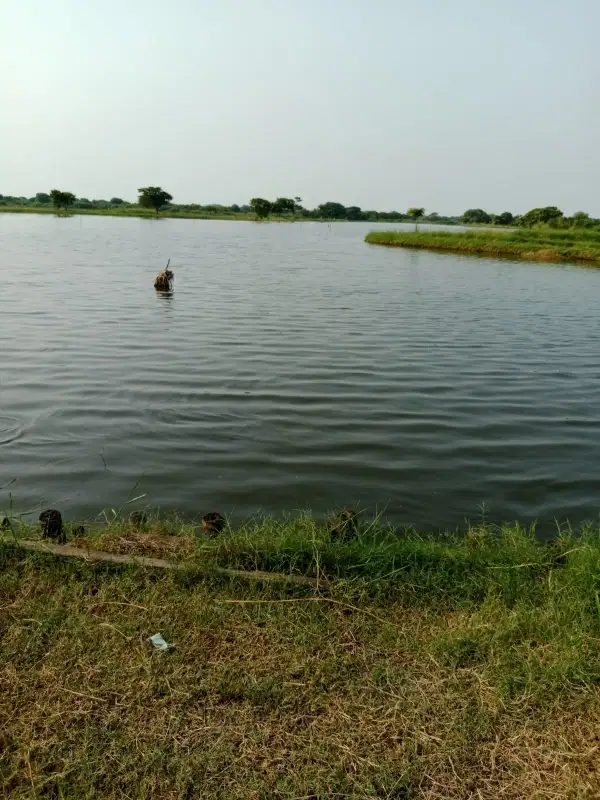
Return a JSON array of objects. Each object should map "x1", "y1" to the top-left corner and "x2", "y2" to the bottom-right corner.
[{"x1": 149, "y1": 633, "x2": 172, "y2": 651}]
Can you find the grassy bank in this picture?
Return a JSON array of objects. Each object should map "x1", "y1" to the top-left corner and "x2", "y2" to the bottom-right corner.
[
  {"x1": 2, "y1": 515, "x2": 600, "y2": 797},
  {"x1": 365, "y1": 228, "x2": 600, "y2": 264},
  {"x1": 0, "y1": 204, "x2": 267, "y2": 222}
]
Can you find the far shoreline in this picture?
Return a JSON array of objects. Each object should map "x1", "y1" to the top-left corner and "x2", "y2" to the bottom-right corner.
[
  {"x1": 0, "y1": 204, "x2": 401, "y2": 224},
  {"x1": 0, "y1": 204, "x2": 463, "y2": 225}
]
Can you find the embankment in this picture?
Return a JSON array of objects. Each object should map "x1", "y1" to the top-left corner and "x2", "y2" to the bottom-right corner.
[
  {"x1": 365, "y1": 228, "x2": 600, "y2": 264},
  {"x1": 2, "y1": 515, "x2": 600, "y2": 797}
]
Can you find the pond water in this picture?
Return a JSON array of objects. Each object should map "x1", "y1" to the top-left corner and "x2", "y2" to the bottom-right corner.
[{"x1": 1, "y1": 213, "x2": 600, "y2": 533}]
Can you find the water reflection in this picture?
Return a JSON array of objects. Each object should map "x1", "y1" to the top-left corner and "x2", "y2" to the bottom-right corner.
[{"x1": 155, "y1": 290, "x2": 174, "y2": 311}]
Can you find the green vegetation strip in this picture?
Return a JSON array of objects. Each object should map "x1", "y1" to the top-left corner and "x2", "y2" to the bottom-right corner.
[
  {"x1": 365, "y1": 228, "x2": 600, "y2": 264},
  {"x1": 0, "y1": 204, "x2": 263, "y2": 221},
  {"x1": 2, "y1": 516, "x2": 600, "y2": 797}
]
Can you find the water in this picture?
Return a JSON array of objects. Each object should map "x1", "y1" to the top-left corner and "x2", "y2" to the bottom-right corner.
[{"x1": 2, "y1": 213, "x2": 600, "y2": 533}]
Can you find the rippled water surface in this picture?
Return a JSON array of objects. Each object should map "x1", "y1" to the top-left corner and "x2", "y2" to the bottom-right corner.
[{"x1": 2, "y1": 213, "x2": 600, "y2": 532}]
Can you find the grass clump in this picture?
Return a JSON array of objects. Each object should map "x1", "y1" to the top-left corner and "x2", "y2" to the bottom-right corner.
[
  {"x1": 2, "y1": 515, "x2": 600, "y2": 797},
  {"x1": 365, "y1": 227, "x2": 600, "y2": 264}
]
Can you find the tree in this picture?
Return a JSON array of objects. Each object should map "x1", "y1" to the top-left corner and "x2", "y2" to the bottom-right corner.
[
  {"x1": 271, "y1": 197, "x2": 295, "y2": 215},
  {"x1": 138, "y1": 186, "x2": 173, "y2": 216},
  {"x1": 495, "y1": 211, "x2": 514, "y2": 226},
  {"x1": 407, "y1": 207, "x2": 425, "y2": 230},
  {"x1": 463, "y1": 208, "x2": 492, "y2": 225},
  {"x1": 35, "y1": 192, "x2": 51, "y2": 204},
  {"x1": 110, "y1": 197, "x2": 124, "y2": 205},
  {"x1": 572, "y1": 211, "x2": 591, "y2": 228},
  {"x1": 250, "y1": 198, "x2": 272, "y2": 219},
  {"x1": 316, "y1": 202, "x2": 347, "y2": 219},
  {"x1": 518, "y1": 206, "x2": 563, "y2": 227},
  {"x1": 346, "y1": 206, "x2": 366, "y2": 221},
  {"x1": 50, "y1": 189, "x2": 76, "y2": 214}
]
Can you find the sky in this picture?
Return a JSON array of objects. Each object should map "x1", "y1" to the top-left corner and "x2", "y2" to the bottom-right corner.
[{"x1": 1, "y1": 0, "x2": 598, "y2": 215}]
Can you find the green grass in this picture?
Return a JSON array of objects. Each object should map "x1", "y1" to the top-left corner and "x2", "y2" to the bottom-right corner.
[
  {"x1": 2, "y1": 515, "x2": 600, "y2": 797},
  {"x1": 365, "y1": 227, "x2": 600, "y2": 264}
]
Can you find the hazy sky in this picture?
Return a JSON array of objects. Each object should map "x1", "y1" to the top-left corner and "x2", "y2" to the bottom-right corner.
[{"x1": 1, "y1": 0, "x2": 598, "y2": 214}]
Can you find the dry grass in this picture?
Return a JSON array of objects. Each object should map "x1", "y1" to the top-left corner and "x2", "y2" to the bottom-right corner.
[
  {"x1": 2, "y1": 516, "x2": 600, "y2": 798},
  {"x1": 522, "y1": 248, "x2": 562, "y2": 261},
  {"x1": 70, "y1": 531, "x2": 196, "y2": 561}
]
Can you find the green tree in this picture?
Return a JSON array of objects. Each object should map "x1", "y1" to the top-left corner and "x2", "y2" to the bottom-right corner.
[
  {"x1": 495, "y1": 211, "x2": 514, "y2": 226},
  {"x1": 316, "y1": 202, "x2": 347, "y2": 219},
  {"x1": 110, "y1": 197, "x2": 124, "y2": 205},
  {"x1": 138, "y1": 186, "x2": 173, "y2": 216},
  {"x1": 271, "y1": 197, "x2": 295, "y2": 215},
  {"x1": 35, "y1": 192, "x2": 51, "y2": 204},
  {"x1": 519, "y1": 206, "x2": 563, "y2": 227},
  {"x1": 407, "y1": 207, "x2": 425, "y2": 230},
  {"x1": 250, "y1": 198, "x2": 272, "y2": 219},
  {"x1": 50, "y1": 189, "x2": 76, "y2": 214},
  {"x1": 346, "y1": 205, "x2": 366, "y2": 221},
  {"x1": 463, "y1": 208, "x2": 492, "y2": 225},
  {"x1": 572, "y1": 211, "x2": 591, "y2": 228}
]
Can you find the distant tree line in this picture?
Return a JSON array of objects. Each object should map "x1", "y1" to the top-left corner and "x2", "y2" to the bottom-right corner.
[
  {"x1": 0, "y1": 189, "x2": 459, "y2": 223},
  {"x1": 1, "y1": 190, "x2": 598, "y2": 229},
  {"x1": 0, "y1": 191, "x2": 130, "y2": 212},
  {"x1": 461, "y1": 206, "x2": 599, "y2": 229},
  {"x1": 462, "y1": 208, "x2": 514, "y2": 225},
  {"x1": 247, "y1": 198, "x2": 466, "y2": 224}
]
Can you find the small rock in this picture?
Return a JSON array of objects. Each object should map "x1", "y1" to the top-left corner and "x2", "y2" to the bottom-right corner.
[{"x1": 39, "y1": 509, "x2": 66, "y2": 544}]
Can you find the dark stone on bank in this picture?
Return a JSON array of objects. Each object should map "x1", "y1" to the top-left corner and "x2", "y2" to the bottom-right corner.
[
  {"x1": 39, "y1": 509, "x2": 65, "y2": 544},
  {"x1": 202, "y1": 512, "x2": 225, "y2": 537}
]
